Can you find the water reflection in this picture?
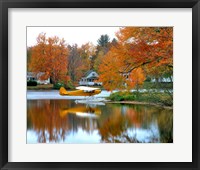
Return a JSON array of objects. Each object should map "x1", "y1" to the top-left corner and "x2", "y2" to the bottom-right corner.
[
  {"x1": 27, "y1": 100, "x2": 173, "y2": 143},
  {"x1": 60, "y1": 106, "x2": 101, "y2": 118}
]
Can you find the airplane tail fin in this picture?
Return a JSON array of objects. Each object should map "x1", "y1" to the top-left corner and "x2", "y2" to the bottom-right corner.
[{"x1": 59, "y1": 87, "x2": 68, "y2": 95}]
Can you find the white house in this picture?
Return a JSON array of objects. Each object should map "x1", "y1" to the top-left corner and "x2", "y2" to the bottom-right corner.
[
  {"x1": 79, "y1": 70, "x2": 102, "y2": 86},
  {"x1": 150, "y1": 76, "x2": 173, "y2": 83},
  {"x1": 27, "y1": 72, "x2": 50, "y2": 84}
]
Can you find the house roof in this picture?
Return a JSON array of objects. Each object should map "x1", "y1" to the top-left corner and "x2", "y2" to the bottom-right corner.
[
  {"x1": 80, "y1": 70, "x2": 99, "y2": 80},
  {"x1": 84, "y1": 70, "x2": 95, "y2": 77}
]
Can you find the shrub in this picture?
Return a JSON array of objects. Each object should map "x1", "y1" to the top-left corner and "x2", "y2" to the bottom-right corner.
[
  {"x1": 145, "y1": 77, "x2": 151, "y2": 82},
  {"x1": 27, "y1": 80, "x2": 37, "y2": 86},
  {"x1": 109, "y1": 92, "x2": 123, "y2": 101},
  {"x1": 53, "y1": 82, "x2": 65, "y2": 89},
  {"x1": 66, "y1": 81, "x2": 75, "y2": 89},
  {"x1": 109, "y1": 91, "x2": 136, "y2": 101},
  {"x1": 123, "y1": 94, "x2": 136, "y2": 101},
  {"x1": 109, "y1": 91, "x2": 173, "y2": 106}
]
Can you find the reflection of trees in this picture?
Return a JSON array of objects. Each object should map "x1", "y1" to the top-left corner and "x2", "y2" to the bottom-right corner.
[
  {"x1": 157, "y1": 109, "x2": 173, "y2": 143},
  {"x1": 27, "y1": 100, "x2": 100, "y2": 143},
  {"x1": 99, "y1": 104, "x2": 173, "y2": 143},
  {"x1": 99, "y1": 111, "x2": 128, "y2": 142},
  {"x1": 60, "y1": 105, "x2": 101, "y2": 133},
  {"x1": 67, "y1": 114, "x2": 98, "y2": 133},
  {"x1": 27, "y1": 100, "x2": 71, "y2": 143},
  {"x1": 27, "y1": 100, "x2": 173, "y2": 143}
]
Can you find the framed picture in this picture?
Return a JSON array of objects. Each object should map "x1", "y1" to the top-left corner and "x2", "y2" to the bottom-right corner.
[{"x1": 0, "y1": 0, "x2": 199, "y2": 169}]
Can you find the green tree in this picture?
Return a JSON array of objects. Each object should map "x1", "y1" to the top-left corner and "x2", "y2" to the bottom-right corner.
[
  {"x1": 97, "y1": 34, "x2": 110, "y2": 47},
  {"x1": 94, "y1": 35, "x2": 116, "y2": 72}
]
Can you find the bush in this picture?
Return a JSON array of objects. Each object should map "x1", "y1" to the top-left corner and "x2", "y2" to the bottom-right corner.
[
  {"x1": 65, "y1": 81, "x2": 75, "y2": 89},
  {"x1": 53, "y1": 82, "x2": 65, "y2": 89},
  {"x1": 109, "y1": 92, "x2": 122, "y2": 101},
  {"x1": 109, "y1": 91, "x2": 136, "y2": 101},
  {"x1": 123, "y1": 94, "x2": 136, "y2": 101},
  {"x1": 108, "y1": 91, "x2": 173, "y2": 106},
  {"x1": 27, "y1": 80, "x2": 37, "y2": 86},
  {"x1": 145, "y1": 77, "x2": 151, "y2": 82}
]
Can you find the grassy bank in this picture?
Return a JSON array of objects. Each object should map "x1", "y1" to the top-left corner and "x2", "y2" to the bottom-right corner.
[
  {"x1": 108, "y1": 91, "x2": 173, "y2": 107},
  {"x1": 142, "y1": 82, "x2": 173, "y2": 90},
  {"x1": 27, "y1": 84, "x2": 54, "y2": 90}
]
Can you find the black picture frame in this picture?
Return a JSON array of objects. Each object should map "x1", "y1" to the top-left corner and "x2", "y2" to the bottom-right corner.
[{"x1": 0, "y1": 0, "x2": 199, "y2": 169}]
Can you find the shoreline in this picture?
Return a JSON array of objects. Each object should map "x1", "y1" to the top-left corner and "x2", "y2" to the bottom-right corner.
[
  {"x1": 27, "y1": 91, "x2": 173, "y2": 109},
  {"x1": 105, "y1": 101, "x2": 173, "y2": 109},
  {"x1": 27, "y1": 90, "x2": 111, "y2": 100}
]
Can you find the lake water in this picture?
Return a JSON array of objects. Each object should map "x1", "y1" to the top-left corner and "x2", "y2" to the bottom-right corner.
[{"x1": 27, "y1": 99, "x2": 173, "y2": 143}]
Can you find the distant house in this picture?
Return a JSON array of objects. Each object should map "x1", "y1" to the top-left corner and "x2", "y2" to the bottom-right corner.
[
  {"x1": 79, "y1": 70, "x2": 102, "y2": 86},
  {"x1": 150, "y1": 76, "x2": 173, "y2": 83},
  {"x1": 27, "y1": 72, "x2": 50, "y2": 84}
]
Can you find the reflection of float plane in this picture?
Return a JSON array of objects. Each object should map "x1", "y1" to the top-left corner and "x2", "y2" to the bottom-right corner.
[
  {"x1": 59, "y1": 86, "x2": 101, "y2": 96},
  {"x1": 60, "y1": 106, "x2": 101, "y2": 118}
]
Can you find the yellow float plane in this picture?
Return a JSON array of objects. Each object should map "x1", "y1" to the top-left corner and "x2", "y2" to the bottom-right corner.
[{"x1": 59, "y1": 86, "x2": 101, "y2": 96}]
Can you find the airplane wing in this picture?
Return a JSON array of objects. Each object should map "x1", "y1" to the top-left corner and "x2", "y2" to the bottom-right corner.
[{"x1": 76, "y1": 86, "x2": 100, "y2": 91}]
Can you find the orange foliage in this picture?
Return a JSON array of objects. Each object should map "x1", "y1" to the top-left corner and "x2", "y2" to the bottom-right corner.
[
  {"x1": 99, "y1": 27, "x2": 173, "y2": 91},
  {"x1": 116, "y1": 27, "x2": 173, "y2": 69},
  {"x1": 98, "y1": 50, "x2": 125, "y2": 91},
  {"x1": 29, "y1": 33, "x2": 69, "y2": 84},
  {"x1": 126, "y1": 68, "x2": 146, "y2": 90}
]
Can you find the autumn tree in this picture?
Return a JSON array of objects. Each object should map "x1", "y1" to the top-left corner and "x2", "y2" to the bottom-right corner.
[
  {"x1": 67, "y1": 44, "x2": 89, "y2": 85},
  {"x1": 99, "y1": 27, "x2": 173, "y2": 91},
  {"x1": 29, "y1": 33, "x2": 69, "y2": 84},
  {"x1": 27, "y1": 47, "x2": 32, "y2": 71},
  {"x1": 111, "y1": 38, "x2": 118, "y2": 46},
  {"x1": 79, "y1": 42, "x2": 96, "y2": 70},
  {"x1": 93, "y1": 50, "x2": 106, "y2": 72},
  {"x1": 94, "y1": 35, "x2": 115, "y2": 72},
  {"x1": 126, "y1": 68, "x2": 146, "y2": 91},
  {"x1": 116, "y1": 27, "x2": 173, "y2": 73}
]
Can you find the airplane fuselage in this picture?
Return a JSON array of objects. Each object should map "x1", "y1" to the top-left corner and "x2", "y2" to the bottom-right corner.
[{"x1": 59, "y1": 87, "x2": 101, "y2": 96}]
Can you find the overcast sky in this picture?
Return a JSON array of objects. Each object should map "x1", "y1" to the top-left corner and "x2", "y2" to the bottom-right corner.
[{"x1": 27, "y1": 27, "x2": 121, "y2": 47}]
